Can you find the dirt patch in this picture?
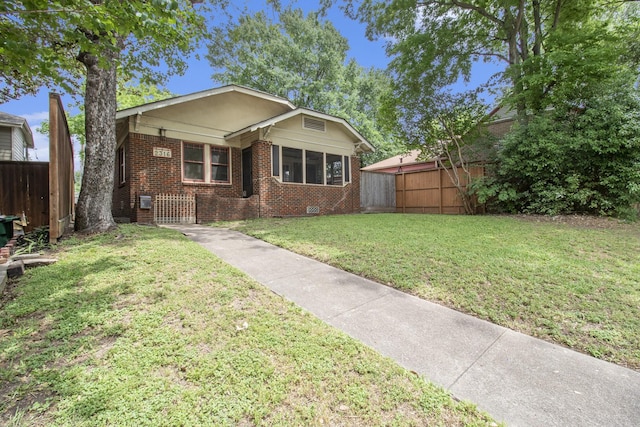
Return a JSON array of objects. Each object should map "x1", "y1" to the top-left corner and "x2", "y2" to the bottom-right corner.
[
  {"x1": 507, "y1": 214, "x2": 639, "y2": 231},
  {"x1": 0, "y1": 389, "x2": 56, "y2": 427},
  {"x1": 0, "y1": 277, "x2": 20, "y2": 309}
]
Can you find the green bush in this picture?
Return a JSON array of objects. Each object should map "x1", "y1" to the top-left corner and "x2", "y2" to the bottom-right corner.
[{"x1": 478, "y1": 79, "x2": 640, "y2": 219}]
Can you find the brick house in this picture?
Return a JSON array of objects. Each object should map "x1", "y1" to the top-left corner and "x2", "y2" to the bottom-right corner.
[{"x1": 113, "y1": 85, "x2": 375, "y2": 223}]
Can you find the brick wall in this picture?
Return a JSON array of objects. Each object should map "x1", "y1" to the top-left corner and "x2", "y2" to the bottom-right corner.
[
  {"x1": 112, "y1": 138, "x2": 132, "y2": 222},
  {"x1": 113, "y1": 133, "x2": 363, "y2": 223},
  {"x1": 196, "y1": 194, "x2": 259, "y2": 222},
  {"x1": 112, "y1": 132, "x2": 244, "y2": 223},
  {"x1": 486, "y1": 118, "x2": 514, "y2": 138}
]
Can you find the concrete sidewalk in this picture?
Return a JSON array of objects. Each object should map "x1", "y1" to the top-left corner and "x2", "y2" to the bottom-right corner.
[{"x1": 166, "y1": 224, "x2": 640, "y2": 426}]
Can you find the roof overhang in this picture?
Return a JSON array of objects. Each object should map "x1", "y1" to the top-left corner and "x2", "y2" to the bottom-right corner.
[
  {"x1": 115, "y1": 84, "x2": 296, "y2": 120},
  {"x1": 21, "y1": 121, "x2": 34, "y2": 148},
  {"x1": 0, "y1": 113, "x2": 34, "y2": 148},
  {"x1": 225, "y1": 108, "x2": 375, "y2": 153}
]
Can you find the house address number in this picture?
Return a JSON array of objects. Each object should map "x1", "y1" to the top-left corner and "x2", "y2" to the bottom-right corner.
[{"x1": 153, "y1": 147, "x2": 172, "y2": 158}]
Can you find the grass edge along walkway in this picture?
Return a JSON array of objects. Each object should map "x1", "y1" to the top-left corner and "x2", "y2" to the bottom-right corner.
[
  {"x1": 227, "y1": 213, "x2": 640, "y2": 371},
  {"x1": 0, "y1": 225, "x2": 498, "y2": 426}
]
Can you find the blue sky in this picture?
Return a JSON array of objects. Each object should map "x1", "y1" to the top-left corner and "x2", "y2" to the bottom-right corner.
[{"x1": 0, "y1": 0, "x2": 502, "y2": 164}]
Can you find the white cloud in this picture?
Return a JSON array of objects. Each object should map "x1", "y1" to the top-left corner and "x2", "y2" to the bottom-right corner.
[
  {"x1": 25, "y1": 110, "x2": 82, "y2": 172},
  {"x1": 23, "y1": 110, "x2": 49, "y2": 162},
  {"x1": 30, "y1": 131, "x2": 49, "y2": 162},
  {"x1": 22, "y1": 111, "x2": 49, "y2": 123}
]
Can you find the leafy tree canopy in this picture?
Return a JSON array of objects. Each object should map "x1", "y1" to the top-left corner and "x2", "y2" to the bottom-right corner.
[
  {"x1": 330, "y1": 0, "x2": 640, "y2": 115},
  {"x1": 1, "y1": 0, "x2": 216, "y2": 233},
  {"x1": 0, "y1": 0, "x2": 207, "y2": 102},
  {"x1": 323, "y1": 0, "x2": 640, "y2": 217},
  {"x1": 475, "y1": 72, "x2": 640, "y2": 218},
  {"x1": 206, "y1": 5, "x2": 406, "y2": 165},
  {"x1": 38, "y1": 80, "x2": 175, "y2": 154}
]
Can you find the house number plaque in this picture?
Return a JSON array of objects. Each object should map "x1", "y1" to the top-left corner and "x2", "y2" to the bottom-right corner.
[{"x1": 153, "y1": 147, "x2": 172, "y2": 158}]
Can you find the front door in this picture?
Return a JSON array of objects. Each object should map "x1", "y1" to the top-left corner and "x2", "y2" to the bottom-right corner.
[{"x1": 242, "y1": 147, "x2": 253, "y2": 198}]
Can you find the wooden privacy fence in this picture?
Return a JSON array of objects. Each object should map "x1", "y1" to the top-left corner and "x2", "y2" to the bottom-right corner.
[
  {"x1": 154, "y1": 193, "x2": 196, "y2": 224},
  {"x1": 396, "y1": 166, "x2": 485, "y2": 214},
  {"x1": 360, "y1": 171, "x2": 396, "y2": 212},
  {"x1": 0, "y1": 93, "x2": 74, "y2": 241},
  {"x1": 49, "y1": 93, "x2": 75, "y2": 243},
  {"x1": 0, "y1": 161, "x2": 49, "y2": 230}
]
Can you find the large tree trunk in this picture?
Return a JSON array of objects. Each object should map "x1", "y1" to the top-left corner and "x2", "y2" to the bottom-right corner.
[{"x1": 75, "y1": 45, "x2": 118, "y2": 233}]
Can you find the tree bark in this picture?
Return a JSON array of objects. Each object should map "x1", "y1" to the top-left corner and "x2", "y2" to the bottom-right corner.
[{"x1": 75, "y1": 45, "x2": 119, "y2": 233}]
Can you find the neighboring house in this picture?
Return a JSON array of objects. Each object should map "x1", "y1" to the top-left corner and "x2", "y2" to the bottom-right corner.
[
  {"x1": 363, "y1": 107, "x2": 517, "y2": 175},
  {"x1": 361, "y1": 150, "x2": 436, "y2": 174},
  {"x1": 113, "y1": 85, "x2": 375, "y2": 223},
  {"x1": 0, "y1": 112, "x2": 34, "y2": 161},
  {"x1": 485, "y1": 106, "x2": 517, "y2": 139}
]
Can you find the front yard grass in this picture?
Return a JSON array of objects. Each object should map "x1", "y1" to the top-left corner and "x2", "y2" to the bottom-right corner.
[
  {"x1": 0, "y1": 224, "x2": 496, "y2": 426},
  {"x1": 229, "y1": 214, "x2": 640, "y2": 370}
]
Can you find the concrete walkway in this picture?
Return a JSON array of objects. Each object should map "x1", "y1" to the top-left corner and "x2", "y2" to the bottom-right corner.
[{"x1": 166, "y1": 224, "x2": 640, "y2": 426}]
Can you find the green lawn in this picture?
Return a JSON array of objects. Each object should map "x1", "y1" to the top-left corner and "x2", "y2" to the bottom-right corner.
[
  {"x1": 228, "y1": 214, "x2": 640, "y2": 370},
  {"x1": 0, "y1": 225, "x2": 496, "y2": 426}
]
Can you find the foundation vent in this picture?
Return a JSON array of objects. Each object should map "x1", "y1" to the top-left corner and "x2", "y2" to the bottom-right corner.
[{"x1": 306, "y1": 206, "x2": 320, "y2": 214}]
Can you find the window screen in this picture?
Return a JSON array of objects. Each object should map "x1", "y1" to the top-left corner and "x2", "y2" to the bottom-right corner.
[
  {"x1": 326, "y1": 154, "x2": 343, "y2": 186},
  {"x1": 272, "y1": 145, "x2": 280, "y2": 176},
  {"x1": 282, "y1": 147, "x2": 303, "y2": 183},
  {"x1": 305, "y1": 150, "x2": 323, "y2": 184}
]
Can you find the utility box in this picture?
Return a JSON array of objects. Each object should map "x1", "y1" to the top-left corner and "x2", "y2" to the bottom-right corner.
[{"x1": 139, "y1": 195, "x2": 152, "y2": 210}]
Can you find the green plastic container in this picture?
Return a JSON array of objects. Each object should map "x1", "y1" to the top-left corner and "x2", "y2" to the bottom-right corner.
[{"x1": 0, "y1": 215, "x2": 19, "y2": 247}]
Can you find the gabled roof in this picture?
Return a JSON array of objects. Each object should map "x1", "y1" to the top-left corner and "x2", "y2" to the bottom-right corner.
[
  {"x1": 115, "y1": 84, "x2": 296, "y2": 120},
  {"x1": 225, "y1": 108, "x2": 375, "y2": 153},
  {"x1": 487, "y1": 105, "x2": 517, "y2": 123},
  {"x1": 0, "y1": 111, "x2": 34, "y2": 148}
]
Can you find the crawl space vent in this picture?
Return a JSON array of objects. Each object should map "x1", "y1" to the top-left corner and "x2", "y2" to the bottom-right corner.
[
  {"x1": 306, "y1": 206, "x2": 320, "y2": 214},
  {"x1": 303, "y1": 117, "x2": 326, "y2": 132}
]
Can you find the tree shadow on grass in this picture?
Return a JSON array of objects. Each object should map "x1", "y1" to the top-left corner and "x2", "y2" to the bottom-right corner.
[{"x1": 0, "y1": 225, "x2": 180, "y2": 424}]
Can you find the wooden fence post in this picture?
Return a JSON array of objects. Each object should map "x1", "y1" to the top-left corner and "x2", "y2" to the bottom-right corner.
[
  {"x1": 49, "y1": 95, "x2": 59, "y2": 243},
  {"x1": 402, "y1": 173, "x2": 406, "y2": 214},
  {"x1": 438, "y1": 168, "x2": 443, "y2": 214}
]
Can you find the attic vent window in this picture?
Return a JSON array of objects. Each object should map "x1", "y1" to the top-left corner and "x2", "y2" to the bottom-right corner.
[{"x1": 303, "y1": 117, "x2": 326, "y2": 132}]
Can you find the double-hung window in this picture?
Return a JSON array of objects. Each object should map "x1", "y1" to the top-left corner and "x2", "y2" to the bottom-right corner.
[
  {"x1": 183, "y1": 143, "x2": 205, "y2": 181},
  {"x1": 183, "y1": 142, "x2": 230, "y2": 184},
  {"x1": 211, "y1": 146, "x2": 229, "y2": 183}
]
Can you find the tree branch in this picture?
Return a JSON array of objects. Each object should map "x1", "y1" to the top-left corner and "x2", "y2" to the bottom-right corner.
[
  {"x1": 469, "y1": 51, "x2": 510, "y2": 63},
  {"x1": 0, "y1": 8, "x2": 81, "y2": 15},
  {"x1": 552, "y1": 0, "x2": 563, "y2": 30},
  {"x1": 449, "y1": 0, "x2": 505, "y2": 26},
  {"x1": 415, "y1": 0, "x2": 504, "y2": 25}
]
